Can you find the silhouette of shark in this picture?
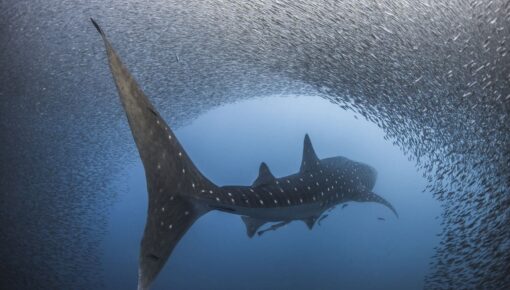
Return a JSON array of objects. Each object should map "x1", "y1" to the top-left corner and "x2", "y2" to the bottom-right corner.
[{"x1": 91, "y1": 19, "x2": 398, "y2": 290}]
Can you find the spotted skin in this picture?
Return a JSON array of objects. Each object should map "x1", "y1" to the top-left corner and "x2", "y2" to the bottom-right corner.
[{"x1": 92, "y1": 19, "x2": 398, "y2": 290}]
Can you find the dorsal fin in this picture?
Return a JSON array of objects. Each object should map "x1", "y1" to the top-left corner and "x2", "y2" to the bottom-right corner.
[
  {"x1": 241, "y1": 216, "x2": 267, "y2": 238},
  {"x1": 252, "y1": 162, "x2": 276, "y2": 187},
  {"x1": 302, "y1": 216, "x2": 319, "y2": 230},
  {"x1": 300, "y1": 134, "x2": 319, "y2": 172}
]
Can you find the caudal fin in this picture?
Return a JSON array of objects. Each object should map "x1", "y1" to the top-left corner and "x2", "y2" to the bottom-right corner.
[{"x1": 91, "y1": 19, "x2": 214, "y2": 290}]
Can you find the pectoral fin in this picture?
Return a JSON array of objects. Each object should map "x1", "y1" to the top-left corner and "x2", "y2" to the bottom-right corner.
[
  {"x1": 357, "y1": 191, "x2": 399, "y2": 218},
  {"x1": 241, "y1": 216, "x2": 267, "y2": 238}
]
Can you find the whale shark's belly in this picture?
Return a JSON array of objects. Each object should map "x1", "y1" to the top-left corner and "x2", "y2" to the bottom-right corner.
[{"x1": 226, "y1": 202, "x2": 325, "y2": 221}]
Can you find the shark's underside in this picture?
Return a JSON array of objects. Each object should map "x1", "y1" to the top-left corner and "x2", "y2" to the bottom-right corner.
[{"x1": 91, "y1": 19, "x2": 398, "y2": 290}]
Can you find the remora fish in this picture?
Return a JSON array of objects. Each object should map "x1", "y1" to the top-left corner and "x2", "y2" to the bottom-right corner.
[{"x1": 91, "y1": 19, "x2": 398, "y2": 290}]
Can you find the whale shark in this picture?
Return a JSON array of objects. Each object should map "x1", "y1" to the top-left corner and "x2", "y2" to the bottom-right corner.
[{"x1": 91, "y1": 19, "x2": 398, "y2": 290}]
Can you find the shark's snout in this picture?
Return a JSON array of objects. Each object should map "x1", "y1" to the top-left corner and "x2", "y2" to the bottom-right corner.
[{"x1": 357, "y1": 163, "x2": 378, "y2": 190}]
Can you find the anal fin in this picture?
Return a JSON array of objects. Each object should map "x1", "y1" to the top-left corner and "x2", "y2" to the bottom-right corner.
[{"x1": 302, "y1": 216, "x2": 319, "y2": 230}]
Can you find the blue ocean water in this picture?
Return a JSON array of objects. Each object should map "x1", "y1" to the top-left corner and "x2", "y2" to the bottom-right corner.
[
  {"x1": 1, "y1": 1, "x2": 508, "y2": 288},
  {"x1": 102, "y1": 95, "x2": 441, "y2": 290}
]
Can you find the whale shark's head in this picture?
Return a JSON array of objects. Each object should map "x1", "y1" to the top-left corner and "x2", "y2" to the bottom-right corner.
[
  {"x1": 356, "y1": 162, "x2": 377, "y2": 190},
  {"x1": 322, "y1": 156, "x2": 378, "y2": 190}
]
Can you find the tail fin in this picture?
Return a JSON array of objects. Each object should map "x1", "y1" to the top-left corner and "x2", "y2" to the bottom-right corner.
[{"x1": 91, "y1": 19, "x2": 214, "y2": 290}]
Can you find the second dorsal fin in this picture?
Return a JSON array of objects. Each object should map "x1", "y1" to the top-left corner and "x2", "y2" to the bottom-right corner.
[
  {"x1": 252, "y1": 162, "x2": 276, "y2": 187},
  {"x1": 300, "y1": 134, "x2": 319, "y2": 172}
]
